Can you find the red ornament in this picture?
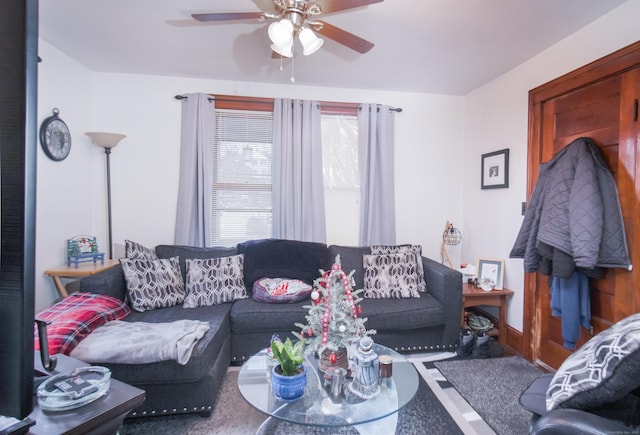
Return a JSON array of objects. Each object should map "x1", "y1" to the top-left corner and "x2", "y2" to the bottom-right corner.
[
  {"x1": 308, "y1": 328, "x2": 313, "y2": 336},
  {"x1": 357, "y1": 306, "x2": 363, "y2": 314},
  {"x1": 329, "y1": 353, "x2": 337, "y2": 364}
]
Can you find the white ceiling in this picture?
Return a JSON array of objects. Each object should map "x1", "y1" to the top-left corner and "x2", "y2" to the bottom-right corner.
[{"x1": 39, "y1": 0, "x2": 627, "y2": 95}]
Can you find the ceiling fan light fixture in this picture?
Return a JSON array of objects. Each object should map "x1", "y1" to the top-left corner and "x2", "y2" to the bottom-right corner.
[
  {"x1": 299, "y1": 27, "x2": 324, "y2": 55},
  {"x1": 268, "y1": 19, "x2": 294, "y2": 46},
  {"x1": 271, "y1": 41, "x2": 293, "y2": 58}
]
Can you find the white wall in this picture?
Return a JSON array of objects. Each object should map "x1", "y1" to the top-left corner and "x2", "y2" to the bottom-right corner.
[
  {"x1": 462, "y1": 0, "x2": 640, "y2": 331},
  {"x1": 35, "y1": 48, "x2": 465, "y2": 310},
  {"x1": 36, "y1": 41, "x2": 94, "y2": 310},
  {"x1": 37, "y1": 1, "x2": 639, "y2": 332}
]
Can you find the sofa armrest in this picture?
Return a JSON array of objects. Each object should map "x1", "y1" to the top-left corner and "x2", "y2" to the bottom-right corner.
[
  {"x1": 422, "y1": 256, "x2": 462, "y2": 346},
  {"x1": 530, "y1": 409, "x2": 635, "y2": 435},
  {"x1": 78, "y1": 264, "x2": 127, "y2": 302}
]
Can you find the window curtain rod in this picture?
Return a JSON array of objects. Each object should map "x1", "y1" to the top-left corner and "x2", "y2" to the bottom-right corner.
[
  {"x1": 357, "y1": 105, "x2": 403, "y2": 113},
  {"x1": 175, "y1": 94, "x2": 214, "y2": 102},
  {"x1": 174, "y1": 94, "x2": 402, "y2": 112}
]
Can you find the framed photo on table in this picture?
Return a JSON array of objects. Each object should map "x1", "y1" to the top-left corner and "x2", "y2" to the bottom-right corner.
[
  {"x1": 481, "y1": 148, "x2": 509, "y2": 189},
  {"x1": 476, "y1": 258, "x2": 505, "y2": 290}
]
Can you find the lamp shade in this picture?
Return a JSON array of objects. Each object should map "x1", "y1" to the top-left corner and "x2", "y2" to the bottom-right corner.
[
  {"x1": 268, "y1": 19, "x2": 294, "y2": 47},
  {"x1": 86, "y1": 132, "x2": 126, "y2": 148},
  {"x1": 271, "y1": 41, "x2": 293, "y2": 58},
  {"x1": 299, "y1": 27, "x2": 324, "y2": 56}
]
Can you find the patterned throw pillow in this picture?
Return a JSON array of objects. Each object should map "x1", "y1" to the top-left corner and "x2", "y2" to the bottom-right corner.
[
  {"x1": 546, "y1": 312, "x2": 640, "y2": 411},
  {"x1": 183, "y1": 255, "x2": 248, "y2": 308},
  {"x1": 363, "y1": 252, "x2": 421, "y2": 299},
  {"x1": 125, "y1": 239, "x2": 158, "y2": 260},
  {"x1": 371, "y1": 244, "x2": 427, "y2": 292},
  {"x1": 252, "y1": 277, "x2": 313, "y2": 303},
  {"x1": 120, "y1": 256, "x2": 186, "y2": 312},
  {"x1": 34, "y1": 292, "x2": 130, "y2": 355}
]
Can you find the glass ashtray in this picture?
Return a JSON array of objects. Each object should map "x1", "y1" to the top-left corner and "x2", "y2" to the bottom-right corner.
[{"x1": 37, "y1": 366, "x2": 111, "y2": 411}]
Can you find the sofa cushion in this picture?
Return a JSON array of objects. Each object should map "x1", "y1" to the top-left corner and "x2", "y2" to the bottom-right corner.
[
  {"x1": 546, "y1": 312, "x2": 640, "y2": 412},
  {"x1": 120, "y1": 256, "x2": 186, "y2": 312},
  {"x1": 371, "y1": 244, "x2": 426, "y2": 292},
  {"x1": 358, "y1": 293, "x2": 444, "y2": 331},
  {"x1": 102, "y1": 302, "x2": 233, "y2": 385},
  {"x1": 183, "y1": 255, "x2": 247, "y2": 308},
  {"x1": 230, "y1": 297, "x2": 309, "y2": 333},
  {"x1": 34, "y1": 292, "x2": 130, "y2": 355},
  {"x1": 155, "y1": 244, "x2": 238, "y2": 281},
  {"x1": 252, "y1": 277, "x2": 313, "y2": 304},
  {"x1": 363, "y1": 252, "x2": 421, "y2": 299},
  {"x1": 327, "y1": 245, "x2": 370, "y2": 290},
  {"x1": 237, "y1": 239, "x2": 328, "y2": 290},
  {"x1": 125, "y1": 239, "x2": 158, "y2": 260}
]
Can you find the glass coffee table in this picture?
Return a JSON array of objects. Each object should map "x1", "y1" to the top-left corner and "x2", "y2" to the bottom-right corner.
[{"x1": 237, "y1": 344, "x2": 418, "y2": 434}]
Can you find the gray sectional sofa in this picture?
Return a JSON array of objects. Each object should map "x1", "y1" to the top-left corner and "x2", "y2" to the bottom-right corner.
[{"x1": 78, "y1": 238, "x2": 462, "y2": 418}]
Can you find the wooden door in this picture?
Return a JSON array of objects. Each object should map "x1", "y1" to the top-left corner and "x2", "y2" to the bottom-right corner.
[{"x1": 524, "y1": 42, "x2": 640, "y2": 369}]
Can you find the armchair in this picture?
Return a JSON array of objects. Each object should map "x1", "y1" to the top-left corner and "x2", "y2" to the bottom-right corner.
[{"x1": 519, "y1": 313, "x2": 640, "y2": 434}]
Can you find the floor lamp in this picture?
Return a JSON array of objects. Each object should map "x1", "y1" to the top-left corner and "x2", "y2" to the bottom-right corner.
[{"x1": 86, "y1": 132, "x2": 126, "y2": 260}]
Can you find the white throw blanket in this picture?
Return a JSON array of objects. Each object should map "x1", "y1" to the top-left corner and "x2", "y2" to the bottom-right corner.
[{"x1": 70, "y1": 319, "x2": 210, "y2": 365}]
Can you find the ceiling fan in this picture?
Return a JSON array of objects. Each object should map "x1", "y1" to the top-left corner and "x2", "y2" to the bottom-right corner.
[{"x1": 192, "y1": 0, "x2": 384, "y2": 57}]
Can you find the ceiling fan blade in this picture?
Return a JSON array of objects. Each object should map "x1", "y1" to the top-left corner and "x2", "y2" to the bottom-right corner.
[
  {"x1": 314, "y1": 21, "x2": 374, "y2": 54},
  {"x1": 191, "y1": 12, "x2": 265, "y2": 22},
  {"x1": 318, "y1": 0, "x2": 383, "y2": 14}
]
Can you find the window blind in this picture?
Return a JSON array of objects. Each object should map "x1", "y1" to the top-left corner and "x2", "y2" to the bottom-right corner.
[{"x1": 212, "y1": 109, "x2": 273, "y2": 246}]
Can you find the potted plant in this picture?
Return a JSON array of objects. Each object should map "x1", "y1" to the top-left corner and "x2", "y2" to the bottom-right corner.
[{"x1": 270, "y1": 335, "x2": 307, "y2": 402}]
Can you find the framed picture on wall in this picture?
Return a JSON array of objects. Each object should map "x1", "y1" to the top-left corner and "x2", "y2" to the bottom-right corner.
[
  {"x1": 481, "y1": 148, "x2": 509, "y2": 189},
  {"x1": 476, "y1": 258, "x2": 505, "y2": 290}
]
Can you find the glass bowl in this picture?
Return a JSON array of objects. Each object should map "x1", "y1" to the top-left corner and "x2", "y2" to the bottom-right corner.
[{"x1": 37, "y1": 366, "x2": 111, "y2": 411}]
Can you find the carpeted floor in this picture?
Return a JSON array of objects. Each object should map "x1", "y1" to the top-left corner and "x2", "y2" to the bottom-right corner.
[
  {"x1": 431, "y1": 356, "x2": 543, "y2": 435},
  {"x1": 119, "y1": 353, "x2": 542, "y2": 435}
]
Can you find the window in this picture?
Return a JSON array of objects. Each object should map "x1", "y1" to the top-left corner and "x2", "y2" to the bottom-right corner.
[
  {"x1": 211, "y1": 109, "x2": 273, "y2": 246},
  {"x1": 210, "y1": 96, "x2": 360, "y2": 246},
  {"x1": 321, "y1": 114, "x2": 360, "y2": 245}
]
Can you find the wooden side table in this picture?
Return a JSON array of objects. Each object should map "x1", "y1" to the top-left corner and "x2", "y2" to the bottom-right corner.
[
  {"x1": 29, "y1": 352, "x2": 144, "y2": 435},
  {"x1": 462, "y1": 283, "x2": 514, "y2": 345},
  {"x1": 44, "y1": 259, "x2": 120, "y2": 298}
]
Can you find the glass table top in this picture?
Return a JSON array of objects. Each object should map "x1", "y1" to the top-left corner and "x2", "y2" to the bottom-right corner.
[{"x1": 237, "y1": 344, "x2": 419, "y2": 428}]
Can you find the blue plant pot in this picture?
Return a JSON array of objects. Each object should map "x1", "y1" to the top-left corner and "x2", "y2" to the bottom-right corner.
[{"x1": 271, "y1": 365, "x2": 307, "y2": 402}]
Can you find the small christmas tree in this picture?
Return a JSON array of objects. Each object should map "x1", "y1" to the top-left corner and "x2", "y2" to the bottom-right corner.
[{"x1": 294, "y1": 255, "x2": 375, "y2": 362}]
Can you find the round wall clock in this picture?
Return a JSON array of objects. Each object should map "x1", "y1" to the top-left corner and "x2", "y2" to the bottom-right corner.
[{"x1": 39, "y1": 108, "x2": 71, "y2": 161}]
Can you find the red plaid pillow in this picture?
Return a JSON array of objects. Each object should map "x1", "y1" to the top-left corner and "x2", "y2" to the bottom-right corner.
[{"x1": 34, "y1": 292, "x2": 130, "y2": 355}]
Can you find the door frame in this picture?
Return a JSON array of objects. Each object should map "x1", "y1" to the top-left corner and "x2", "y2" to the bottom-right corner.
[{"x1": 524, "y1": 40, "x2": 640, "y2": 363}]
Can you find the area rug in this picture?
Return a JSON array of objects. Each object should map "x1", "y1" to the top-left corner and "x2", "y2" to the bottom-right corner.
[
  {"x1": 431, "y1": 356, "x2": 544, "y2": 435},
  {"x1": 119, "y1": 353, "x2": 540, "y2": 435}
]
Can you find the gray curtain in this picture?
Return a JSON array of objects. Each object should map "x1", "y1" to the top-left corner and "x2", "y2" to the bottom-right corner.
[
  {"x1": 272, "y1": 98, "x2": 326, "y2": 242},
  {"x1": 175, "y1": 93, "x2": 215, "y2": 246},
  {"x1": 358, "y1": 103, "x2": 396, "y2": 245}
]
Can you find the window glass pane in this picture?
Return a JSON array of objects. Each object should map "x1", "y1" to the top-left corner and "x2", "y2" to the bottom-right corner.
[
  {"x1": 212, "y1": 110, "x2": 273, "y2": 246},
  {"x1": 322, "y1": 114, "x2": 360, "y2": 245}
]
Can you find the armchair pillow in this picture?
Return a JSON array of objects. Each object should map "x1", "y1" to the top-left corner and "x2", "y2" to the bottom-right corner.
[
  {"x1": 546, "y1": 312, "x2": 640, "y2": 412},
  {"x1": 120, "y1": 256, "x2": 186, "y2": 312}
]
